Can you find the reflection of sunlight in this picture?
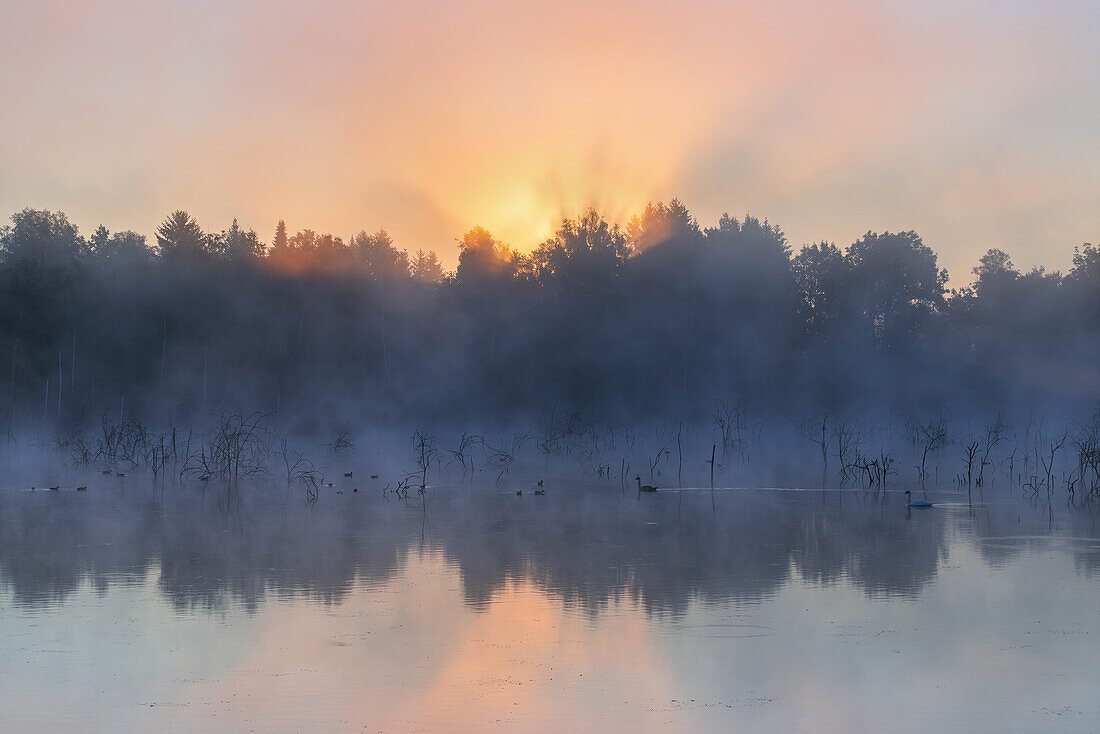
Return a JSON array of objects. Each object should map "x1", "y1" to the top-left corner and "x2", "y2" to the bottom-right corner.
[
  {"x1": 382, "y1": 572, "x2": 678, "y2": 732},
  {"x1": 203, "y1": 550, "x2": 682, "y2": 733},
  {"x1": 5, "y1": 500, "x2": 1100, "y2": 734}
]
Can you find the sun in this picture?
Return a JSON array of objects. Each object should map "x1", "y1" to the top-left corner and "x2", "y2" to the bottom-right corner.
[{"x1": 480, "y1": 183, "x2": 559, "y2": 249}]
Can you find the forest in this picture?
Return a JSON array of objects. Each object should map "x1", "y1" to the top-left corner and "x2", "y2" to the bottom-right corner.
[{"x1": 1, "y1": 200, "x2": 1098, "y2": 440}]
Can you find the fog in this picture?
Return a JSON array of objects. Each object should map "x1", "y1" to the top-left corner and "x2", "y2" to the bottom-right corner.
[{"x1": 2, "y1": 201, "x2": 1099, "y2": 496}]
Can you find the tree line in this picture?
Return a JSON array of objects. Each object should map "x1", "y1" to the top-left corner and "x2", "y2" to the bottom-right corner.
[{"x1": 1, "y1": 200, "x2": 1097, "y2": 435}]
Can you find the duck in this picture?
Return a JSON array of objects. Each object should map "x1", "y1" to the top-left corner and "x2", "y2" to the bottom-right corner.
[
  {"x1": 635, "y1": 476, "x2": 658, "y2": 492},
  {"x1": 516, "y1": 489, "x2": 523, "y2": 496},
  {"x1": 904, "y1": 490, "x2": 933, "y2": 508},
  {"x1": 534, "y1": 488, "x2": 545, "y2": 496},
  {"x1": 76, "y1": 486, "x2": 87, "y2": 492},
  {"x1": 344, "y1": 472, "x2": 353, "y2": 478}
]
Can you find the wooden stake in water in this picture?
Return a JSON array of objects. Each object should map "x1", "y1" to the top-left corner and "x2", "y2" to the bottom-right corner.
[
  {"x1": 677, "y1": 423, "x2": 683, "y2": 488},
  {"x1": 709, "y1": 443, "x2": 716, "y2": 489},
  {"x1": 160, "y1": 317, "x2": 166, "y2": 397}
]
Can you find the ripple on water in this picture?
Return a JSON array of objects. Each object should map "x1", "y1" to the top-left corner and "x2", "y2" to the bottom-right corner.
[{"x1": 655, "y1": 623, "x2": 775, "y2": 639}]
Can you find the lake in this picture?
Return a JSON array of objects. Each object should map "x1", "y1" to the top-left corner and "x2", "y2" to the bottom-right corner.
[{"x1": 1, "y1": 476, "x2": 1098, "y2": 733}]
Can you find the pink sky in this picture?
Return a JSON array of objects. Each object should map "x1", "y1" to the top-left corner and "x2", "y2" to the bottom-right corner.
[{"x1": 2, "y1": 0, "x2": 1098, "y2": 280}]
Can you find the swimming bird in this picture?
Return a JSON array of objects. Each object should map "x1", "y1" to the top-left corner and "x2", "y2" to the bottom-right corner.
[
  {"x1": 344, "y1": 472, "x2": 353, "y2": 478},
  {"x1": 76, "y1": 486, "x2": 87, "y2": 491},
  {"x1": 537, "y1": 480, "x2": 544, "y2": 488},
  {"x1": 534, "y1": 488, "x2": 545, "y2": 496},
  {"x1": 904, "y1": 490, "x2": 933, "y2": 508},
  {"x1": 635, "y1": 476, "x2": 658, "y2": 492},
  {"x1": 516, "y1": 489, "x2": 523, "y2": 496},
  {"x1": 49, "y1": 486, "x2": 60, "y2": 491}
]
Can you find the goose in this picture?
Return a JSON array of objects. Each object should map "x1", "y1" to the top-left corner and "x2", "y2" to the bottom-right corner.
[
  {"x1": 635, "y1": 476, "x2": 658, "y2": 492},
  {"x1": 904, "y1": 490, "x2": 933, "y2": 508}
]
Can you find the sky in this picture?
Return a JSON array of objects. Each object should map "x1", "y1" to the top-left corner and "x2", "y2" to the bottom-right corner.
[{"x1": 1, "y1": 0, "x2": 1098, "y2": 280}]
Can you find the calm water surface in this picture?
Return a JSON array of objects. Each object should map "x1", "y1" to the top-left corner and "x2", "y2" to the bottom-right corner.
[{"x1": 1, "y1": 477, "x2": 1098, "y2": 733}]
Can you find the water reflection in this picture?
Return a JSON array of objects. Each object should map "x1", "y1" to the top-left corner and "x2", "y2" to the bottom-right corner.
[
  {"x1": 1, "y1": 481, "x2": 1098, "y2": 732},
  {"x1": 1, "y1": 484, "x2": 957, "y2": 612}
]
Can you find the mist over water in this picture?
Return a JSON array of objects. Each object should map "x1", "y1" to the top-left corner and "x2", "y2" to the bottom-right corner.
[
  {"x1": 5, "y1": 0, "x2": 1100, "y2": 728},
  {"x1": 3, "y1": 200, "x2": 1100, "y2": 733}
]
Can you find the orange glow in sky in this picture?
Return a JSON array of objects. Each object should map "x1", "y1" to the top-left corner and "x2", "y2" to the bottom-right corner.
[{"x1": 2, "y1": 0, "x2": 1099, "y2": 279}]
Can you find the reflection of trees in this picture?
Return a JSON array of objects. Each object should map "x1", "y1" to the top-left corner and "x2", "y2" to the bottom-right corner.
[
  {"x1": 0, "y1": 485, "x2": 414, "y2": 611},
  {"x1": 434, "y1": 490, "x2": 949, "y2": 616},
  {"x1": 968, "y1": 496, "x2": 1100, "y2": 576},
  {"x1": 2, "y1": 485, "x2": 1094, "y2": 617}
]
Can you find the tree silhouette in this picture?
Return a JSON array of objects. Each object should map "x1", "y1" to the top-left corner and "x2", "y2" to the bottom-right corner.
[
  {"x1": 846, "y1": 230, "x2": 946, "y2": 346},
  {"x1": 156, "y1": 210, "x2": 208, "y2": 262},
  {"x1": 350, "y1": 229, "x2": 409, "y2": 281},
  {"x1": 456, "y1": 226, "x2": 513, "y2": 284},
  {"x1": 0, "y1": 200, "x2": 1096, "y2": 428},
  {"x1": 532, "y1": 208, "x2": 628, "y2": 295},
  {"x1": 411, "y1": 249, "x2": 444, "y2": 282},
  {"x1": 273, "y1": 219, "x2": 288, "y2": 251},
  {"x1": 793, "y1": 241, "x2": 846, "y2": 339},
  {"x1": 218, "y1": 218, "x2": 265, "y2": 262}
]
